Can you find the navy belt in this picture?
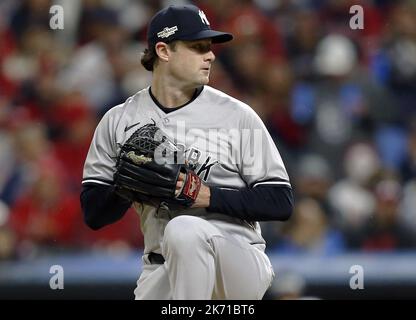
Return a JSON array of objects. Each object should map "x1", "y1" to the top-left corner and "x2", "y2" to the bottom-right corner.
[{"x1": 148, "y1": 252, "x2": 165, "y2": 264}]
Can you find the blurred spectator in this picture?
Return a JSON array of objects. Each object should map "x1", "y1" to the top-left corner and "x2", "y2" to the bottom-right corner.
[
  {"x1": 285, "y1": 7, "x2": 323, "y2": 81},
  {"x1": 400, "y1": 118, "x2": 416, "y2": 182},
  {"x1": 273, "y1": 198, "x2": 345, "y2": 255},
  {"x1": 373, "y1": 2, "x2": 416, "y2": 118},
  {"x1": 400, "y1": 179, "x2": 416, "y2": 234},
  {"x1": 2, "y1": 26, "x2": 52, "y2": 94},
  {"x1": 9, "y1": 0, "x2": 52, "y2": 41},
  {"x1": 328, "y1": 142, "x2": 379, "y2": 230},
  {"x1": 0, "y1": 200, "x2": 15, "y2": 260},
  {"x1": 262, "y1": 153, "x2": 333, "y2": 251},
  {"x1": 374, "y1": 125, "x2": 408, "y2": 172},
  {"x1": 293, "y1": 153, "x2": 333, "y2": 216},
  {"x1": 217, "y1": 0, "x2": 285, "y2": 59},
  {"x1": 314, "y1": 34, "x2": 357, "y2": 78},
  {"x1": 292, "y1": 34, "x2": 398, "y2": 177},
  {"x1": 49, "y1": 93, "x2": 96, "y2": 191},
  {"x1": 346, "y1": 177, "x2": 416, "y2": 251},
  {"x1": 201, "y1": 0, "x2": 286, "y2": 93},
  {"x1": 0, "y1": 128, "x2": 14, "y2": 200},
  {"x1": 9, "y1": 163, "x2": 81, "y2": 251},
  {"x1": 0, "y1": 122, "x2": 60, "y2": 205},
  {"x1": 57, "y1": 7, "x2": 127, "y2": 114},
  {"x1": 2, "y1": 24, "x2": 69, "y2": 125}
]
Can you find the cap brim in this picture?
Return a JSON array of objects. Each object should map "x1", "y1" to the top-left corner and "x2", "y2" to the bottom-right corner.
[{"x1": 181, "y1": 29, "x2": 233, "y2": 43}]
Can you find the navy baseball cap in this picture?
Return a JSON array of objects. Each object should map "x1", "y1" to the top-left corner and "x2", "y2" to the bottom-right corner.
[{"x1": 147, "y1": 5, "x2": 233, "y2": 48}]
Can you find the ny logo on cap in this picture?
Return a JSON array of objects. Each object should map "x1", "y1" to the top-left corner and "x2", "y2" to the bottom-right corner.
[{"x1": 199, "y1": 10, "x2": 210, "y2": 25}]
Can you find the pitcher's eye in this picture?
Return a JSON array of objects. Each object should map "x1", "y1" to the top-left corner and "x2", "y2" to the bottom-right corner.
[{"x1": 191, "y1": 43, "x2": 211, "y2": 53}]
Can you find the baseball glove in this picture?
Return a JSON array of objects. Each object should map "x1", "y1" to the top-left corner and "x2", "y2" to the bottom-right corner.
[{"x1": 113, "y1": 122, "x2": 202, "y2": 208}]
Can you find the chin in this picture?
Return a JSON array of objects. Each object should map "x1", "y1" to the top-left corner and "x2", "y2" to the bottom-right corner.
[{"x1": 200, "y1": 76, "x2": 210, "y2": 85}]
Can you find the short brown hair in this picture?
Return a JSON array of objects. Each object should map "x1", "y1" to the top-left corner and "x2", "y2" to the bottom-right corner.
[{"x1": 140, "y1": 42, "x2": 177, "y2": 72}]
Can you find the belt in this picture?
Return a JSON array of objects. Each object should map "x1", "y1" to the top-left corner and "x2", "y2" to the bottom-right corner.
[{"x1": 148, "y1": 252, "x2": 165, "y2": 264}]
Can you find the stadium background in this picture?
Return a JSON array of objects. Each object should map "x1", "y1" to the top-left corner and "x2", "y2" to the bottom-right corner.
[{"x1": 1, "y1": 0, "x2": 416, "y2": 299}]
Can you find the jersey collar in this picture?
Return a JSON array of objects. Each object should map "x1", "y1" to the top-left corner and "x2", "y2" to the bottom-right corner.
[{"x1": 148, "y1": 86, "x2": 204, "y2": 114}]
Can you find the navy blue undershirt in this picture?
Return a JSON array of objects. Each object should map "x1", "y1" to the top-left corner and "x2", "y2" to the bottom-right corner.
[
  {"x1": 81, "y1": 184, "x2": 131, "y2": 230},
  {"x1": 80, "y1": 183, "x2": 293, "y2": 230},
  {"x1": 208, "y1": 185, "x2": 293, "y2": 221}
]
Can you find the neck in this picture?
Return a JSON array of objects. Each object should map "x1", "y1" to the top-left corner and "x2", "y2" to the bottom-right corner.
[{"x1": 151, "y1": 73, "x2": 196, "y2": 108}]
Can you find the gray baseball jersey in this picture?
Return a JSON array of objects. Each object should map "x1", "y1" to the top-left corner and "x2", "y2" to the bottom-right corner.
[{"x1": 82, "y1": 85, "x2": 291, "y2": 256}]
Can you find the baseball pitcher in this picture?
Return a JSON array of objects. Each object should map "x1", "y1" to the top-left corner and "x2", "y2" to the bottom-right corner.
[{"x1": 81, "y1": 4, "x2": 293, "y2": 300}]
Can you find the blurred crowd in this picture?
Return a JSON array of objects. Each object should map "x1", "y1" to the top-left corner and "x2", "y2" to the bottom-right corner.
[{"x1": 1, "y1": 0, "x2": 416, "y2": 261}]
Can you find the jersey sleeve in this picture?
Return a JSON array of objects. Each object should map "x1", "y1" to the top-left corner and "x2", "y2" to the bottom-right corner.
[
  {"x1": 82, "y1": 108, "x2": 120, "y2": 186},
  {"x1": 239, "y1": 106, "x2": 291, "y2": 188}
]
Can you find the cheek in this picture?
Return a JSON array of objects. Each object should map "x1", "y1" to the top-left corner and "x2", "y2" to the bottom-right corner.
[{"x1": 173, "y1": 57, "x2": 199, "y2": 77}]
